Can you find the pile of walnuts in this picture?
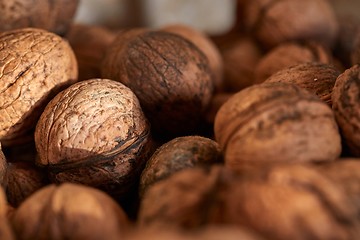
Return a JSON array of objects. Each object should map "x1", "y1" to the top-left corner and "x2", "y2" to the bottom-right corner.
[{"x1": 0, "y1": 0, "x2": 360, "y2": 239}]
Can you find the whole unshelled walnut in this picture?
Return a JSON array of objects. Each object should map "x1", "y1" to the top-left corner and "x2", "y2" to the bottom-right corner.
[
  {"x1": 0, "y1": 0, "x2": 79, "y2": 35},
  {"x1": 242, "y1": 0, "x2": 338, "y2": 49},
  {"x1": 35, "y1": 79, "x2": 152, "y2": 198},
  {"x1": 214, "y1": 82, "x2": 341, "y2": 166},
  {"x1": 101, "y1": 30, "x2": 214, "y2": 139},
  {"x1": 0, "y1": 28, "x2": 78, "y2": 146},
  {"x1": 12, "y1": 183, "x2": 130, "y2": 240}
]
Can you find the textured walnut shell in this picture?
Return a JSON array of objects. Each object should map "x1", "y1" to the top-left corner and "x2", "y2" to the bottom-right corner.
[
  {"x1": 101, "y1": 30, "x2": 214, "y2": 138},
  {"x1": 12, "y1": 183, "x2": 130, "y2": 240},
  {"x1": 332, "y1": 65, "x2": 360, "y2": 156},
  {"x1": 35, "y1": 79, "x2": 152, "y2": 197},
  {"x1": 161, "y1": 24, "x2": 224, "y2": 92},
  {"x1": 0, "y1": 0, "x2": 79, "y2": 35},
  {"x1": 264, "y1": 62, "x2": 340, "y2": 106},
  {"x1": 214, "y1": 82, "x2": 341, "y2": 165},
  {"x1": 139, "y1": 136, "x2": 222, "y2": 196},
  {"x1": 243, "y1": 0, "x2": 338, "y2": 49},
  {"x1": 255, "y1": 42, "x2": 332, "y2": 83},
  {"x1": 138, "y1": 163, "x2": 360, "y2": 239},
  {"x1": 0, "y1": 28, "x2": 78, "y2": 146}
]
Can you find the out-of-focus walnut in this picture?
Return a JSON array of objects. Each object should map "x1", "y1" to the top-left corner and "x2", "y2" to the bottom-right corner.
[
  {"x1": 0, "y1": 187, "x2": 14, "y2": 240},
  {"x1": 332, "y1": 65, "x2": 360, "y2": 156},
  {"x1": 214, "y1": 82, "x2": 341, "y2": 166},
  {"x1": 34, "y1": 79, "x2": 152, "y2": 198},
  {"x1": 204, "y1": 92, "x2": 233, "y2": 125},
  {"x1": 255, "y1": 41, "x2": 332, "y2": 83},
  {"x1": 0, "y1": 0, "x2": 79, "y2": 35},
  {"x1": 0, "y1": 144, "x2": 7, "y2": 185},
  {"x1": 0, "y1": 28, "x2": 78, "y2": 146},
  {"x1": 11, "y1": 183, "x2": 131, "y2": 240},
  {"x1": 161, "y1": 24, "x2": 224, "y2": 92},
  {"x1": 101, "y1": 30, "x2": 214, "y2": 139},
  {"x1": 264, "y1": 62, "x2": 340, "y2": 106},
  {"x1": 351, "y1": 34, "x2": 360, "y2": 65},
  {"x1": 139, "y1": 136, "x2": 222, "y2": 196},
  {"x1": 242, "y1": 0, "x2": 338, "y2": 49}
]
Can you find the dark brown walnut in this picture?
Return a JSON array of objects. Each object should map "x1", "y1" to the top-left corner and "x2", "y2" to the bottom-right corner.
[
  {"x1": 0, "y1": 0, "x2": 79, "y2": 35},
  {"x1": 66, "y1": 24, "x2": 117, "y2": 81},
  {"x1": 204, "y1": 92, "x2": 233, "y2": 125},
  {"x1": 243, "y1": 0, "x2": 338, "y2": 49},
  {"x1": 264, "y1": 62, "x2": 340, "y2": 106},
  {"x1": 4, "y1": 161, "x2": 48, "y2": 207},
  {"x1": 139, "y1": 136, "x2": 223, "y2": 196},
  {"x1": 254, "y1": 41, "x2": 333, "y2": 83},
  {"x1": 34, "y1": 79, "x2": 152, "y2": 198},
  {"x1": 332, "y1": 65, "x2": 360, "y2": 156},
  {"x1": 0, "y1": 28, "x2": 78, "y2": 146},
  {"x1": 214, "y1": 82, "x2": 341, "y2": 166},
  {"x1": 101, "y1": 30, "x2": 214, "y2": 139},
  {"x1": 138, "y1": 164, "x2": 360, "y2": 239},
  {"x1": 351, "y1": 33, "x2": 360, "y2": 65},
  {"x1": 161, "y1": 24, "x2": 224, "y2": 92},
  {"x1": 12, "y1": 183, "x2": 130, "y2": 240},
  {"x1": 0, "y1": 187, "x2": 15, "y2": 240},
  {"x1": 222, "y1": 37, "x2": 262, "y2": 92}
]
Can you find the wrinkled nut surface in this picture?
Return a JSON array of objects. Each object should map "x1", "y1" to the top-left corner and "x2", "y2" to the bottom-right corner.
[
  {"x1": 243, "y1": 0, "x2": 338, "y2": 49},
  {"x1": 139, "y1": 136, "x2": 222, "y2": 196},
  {"x1": 12, "y1": 183, "x2": 130, "y2": 240},
  {"x1": 214, "y1": 82, "x2": 341, "y2": 165},
  {"x1": 0, "y1": 0, "x2": 79, "y2": 35},
  {"x1": 264, "y1": 62, "x2": 340, "y2": 106},
  {"x1": 0, "y1": 28, "x2": 78, "y2": 146},
  {"x1": 332, "y1": 65, "x2": 360, "y2": 156},
  {"x1": 102, "y1": 30, "x2": 214, "y2": 138},
  {"x1": 35, "y1": 79, "x2": 151, "y2": 197}
]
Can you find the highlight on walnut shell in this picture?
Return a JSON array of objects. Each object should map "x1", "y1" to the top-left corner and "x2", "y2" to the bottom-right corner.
[
  {"x1": 34, "y1": 79, "x2": 152, "y2": 198},
  {"x1": 101, "y1": 29, "x2": 214, "y2": 139},
  {"x1": 139, "y1": 135, "x2": 223, "y2": 196},
  {"x1": 0, "y1": 28, "x2": 78, "y2": 146},
  {"x1": 332, "y1": 64, "x2": 360, "y2": 156},
  {"x1": 11, "y1": 183, "x2": 131, "y2": 240},
  {"x1": 214, "y1": 82, "x2": 341, "y2": 166}
]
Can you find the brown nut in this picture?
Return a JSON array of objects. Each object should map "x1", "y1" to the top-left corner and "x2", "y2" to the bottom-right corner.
[
  {"x1": 0, "y1": 144, "x2": 7, "y2": 185},
  {"x1": 351, "y1": 33, "x2": 360, "y2": 66},
  {"x1": 0, "y1": 187, "x2": 15, "y2": 240},
  {"x1": 101, "y1": 30, "x2": 214, "y2": 138},
  {"x1": 264, "y1": 62, "x2": 340, "y2": 106},
  {"x1": 139, "y1": 136, "x2": 223, "y2": 196},
  {"x1": 0, "y1": 28, "x2": 78, "y2": 146},
  {"x1": 332, "y1": 65, "x2": 360, "y2": 156},
  {"x1": 34, "y1": 79, "x2": 152, "y2": 198},
  {"x1": 0, "y1": 0, "x2": 79, "y2": 35},
  {"x1": 11, "y1": 183, "x2": 130, "y2": 240},
  {"x1": 214, "y1": 82, "x2": 341, "y2": 166},
  {"x1": 161, "y1": 24, "x2": 224, "y2": 92},
  {"x1": 243, "y1": 0, "x2": 338, "y2": 49}
]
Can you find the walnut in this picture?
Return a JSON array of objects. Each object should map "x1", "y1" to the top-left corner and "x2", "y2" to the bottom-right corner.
[
  {"x1": 139, "y1": 136, "x2": 222, "y2": 196},
  {"x1": 34, "y1": 79, "x2": 152, "y2": 198},
  {"x1": 0, "y1": 28, "x2": 78, "y2": 146},
  {"x1": 0, "y1": 187, "x2": 14, "y2": 240},
  {"x1": 11, "y1": 183, "x2": 131, "y2": 240},
  {"x1": 161, "y1": 24, "x2": 224, "y2": 92},
  {"x1": 101, "y1": 30, "x2": 214, "y2": 139},
  {"x1": 242, "y1": 0, "x2": 338, "y2": 49},
  {"x1": 332, "y1": 65, "x2": 360, "y2": 156},
  {"x1": 204, "y1": 92, "x2": 233, "y2": 125},
  {"x1": 214, "y1": 82, "x2": 341, "y2": 166},
  {"x1": 351, "y1": 33, "x2": 360, "y2": 66},
  {"x1": 0, "y1": 144, "x2": 7, "y2": 185},
  {"x1": 254, "y1": 41, "x2": 332, "y2": 83},
  {"x1": 138, "y1": 163, "x2": 360, "y2": 239},
  {"x1": 264, "y1": 62, "x2": 340, "y2": 106},
  {"x1": 0, "y1": 0, "x2": 79, "y2": 35}
]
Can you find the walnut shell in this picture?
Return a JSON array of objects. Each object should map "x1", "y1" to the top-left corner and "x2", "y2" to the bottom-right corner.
[
  {"x1": 139, "y1": 136, "x2": 222, "y2": 196},
  {"x1": 34, "y1": 79, "x2": 152, "y2": 198},
  {"x1": 12, "y1": 183, "x2": 130, "y2": 240},
  {"x1": 0, "y1": 28, "x2": 78, "y2": 146},
  {"x1": 0, "y1": 187, "x2": 14, "y2": 240},
  {"x1": 264, "y1": 62, "x2": 340, "y2": 106},
  {"x1": 351, "y1": 33, "x2": 360, "y2": 66},
  {"x1": 0, "y1": 144, "x2": 7, "y2": 185},
  {"x1": 0, "y1": 0, "x2": 79, "y2": 35},
  {"x1": 332, "y1": 65, "x2": 360, "y2": 156},
  {"x1": 243, "y1": 0, "x2": 338, "y2": 49},
  {"x1": 214, "y1": 82, "x2": 341, "y2": 166},
  {"x1": 101, "y1": 30, "x2": 214, "y2": 138}
]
